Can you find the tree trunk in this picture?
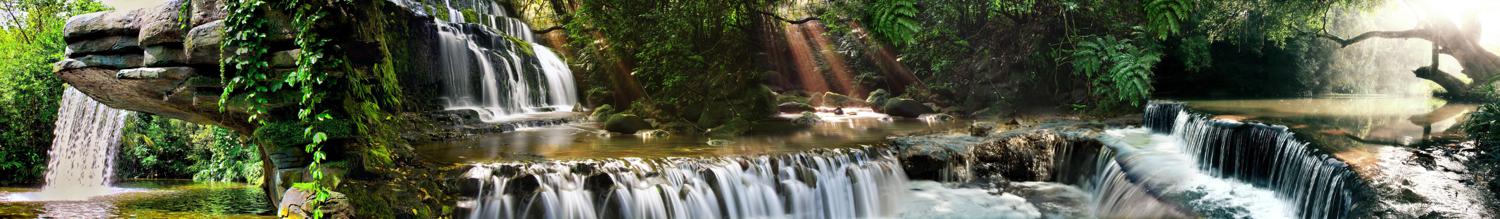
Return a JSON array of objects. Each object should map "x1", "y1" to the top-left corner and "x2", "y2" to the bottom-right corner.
[{"x1": 1319, "y1": 15, "x2": 1499, "y2": 98}]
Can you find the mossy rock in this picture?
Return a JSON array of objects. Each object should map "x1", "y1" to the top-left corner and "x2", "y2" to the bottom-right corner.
[
  {"x1": 603, "y1": 114, "x2": 651, "y2": 134},
  {"x1": 590, "y1": 104, "x2": 616, "y2": 121},
  {"x1": 881, "y1": 98, "x2": 933, "y2": 118},
  {"x1": 866, "y1": 89, "x2": 892, "y2": 107}
]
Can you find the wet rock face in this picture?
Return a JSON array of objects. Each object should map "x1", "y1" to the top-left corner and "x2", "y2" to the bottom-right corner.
[
  {"x1": 278, "y1": 187, "x2": 353, "y2": 219},
  {"x1": 891, "y1": 121, "x2": 1108, "y2": 183},
  {"x1": 972, "y1": 130, "x2": 1075, "y2": 181}
]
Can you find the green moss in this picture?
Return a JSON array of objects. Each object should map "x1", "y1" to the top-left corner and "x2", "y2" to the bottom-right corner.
[
  {"x1": 460, "y1": 8, "x2": 479, "y2": 24},
  {"x1": 504, "y1": 35, "x2": 535, "y2": 56}
]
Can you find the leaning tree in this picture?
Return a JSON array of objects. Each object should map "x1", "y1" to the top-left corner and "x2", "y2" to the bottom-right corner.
[
  {"x1": 1318, "y1": 10, "x2": 1499, "y2": 99},
  {"x1": 1180, "y1": 0, "x2": 1499, "y2": 99}
]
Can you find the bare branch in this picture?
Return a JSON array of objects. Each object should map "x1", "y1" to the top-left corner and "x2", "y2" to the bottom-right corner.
[{"x1": 1316, "y1": 29, "x2": 1434, "y2": 47}]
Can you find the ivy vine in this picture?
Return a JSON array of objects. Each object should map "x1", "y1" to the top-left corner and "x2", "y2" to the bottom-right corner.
[{"x1": 220, "y1": 0, "x2": 354, "y2": 218}]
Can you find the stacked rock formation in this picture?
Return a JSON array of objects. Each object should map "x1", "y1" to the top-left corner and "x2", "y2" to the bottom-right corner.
[{"x1": 55, "y1": 0, "x2": 256, "y2": 133}]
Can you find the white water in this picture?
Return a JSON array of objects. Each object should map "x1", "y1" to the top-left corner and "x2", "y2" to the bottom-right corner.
[
  {"x1": 435, "y1": 0, "x2": 577, "y2": 122},
  {"x1": 6, "y1": 87, "x2": 129, "y2": 201},
  {"x1": 1101, "y1": 128, "x2": 1297, "y2": 219},
  {"x1": 458, "y1": 148, "x2": 909, "y2": 219}
]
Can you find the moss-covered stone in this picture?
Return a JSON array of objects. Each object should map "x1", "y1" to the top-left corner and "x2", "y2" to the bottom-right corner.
[{"x1": 603, "y1": 114, "x2": 651, "y2": 134}]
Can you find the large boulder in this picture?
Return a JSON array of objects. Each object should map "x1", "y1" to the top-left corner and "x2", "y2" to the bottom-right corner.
[
  {"x1": 866, "y1": 89, "x2": 891, "y2": 107},
  {"x1": 190, "y1": 0, "x2": 225, "y2": 27},
  {"x1": 603, "y1": 114, "x2": 651, "y2": 134},
  {"x1": 63, "y1": 9, "x2": 142, "y2": 41},
  {"x1": 881, "y1": 98, "x2": 933, "y2": 118},
  {"x1": 183, "y1": 20, "x2": 223, "y2": 65},
  {"x1": 66, "y1": 35, "x2": 140, "y2": 55},
  {"x1": 73, "y1": 55, "x2": 144, "y2": 69},
  {"x1": 136, "y1": 0, "x2": 186, "y2": 46},
  {"x1": 143, "y1": 46, "x2": 187, "y2": 67}
]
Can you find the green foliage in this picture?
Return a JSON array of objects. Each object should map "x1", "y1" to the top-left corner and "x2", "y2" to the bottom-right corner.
[
  {"x1": 1466, "y1": 88, "x2": 1500, "y2": 161},
  {"x1": 866, "y1": 0, "x2": 920, "y2": 47},
  {"x1": 117, "y1": 114, "x2": 261, "y2": 183},
  {"x1": 0, "y1": 0, "x2": 107, "y2": 186},
  {"x1": 1068, "y1": 35, "x2": 1160, "y2": 110},
  {"x1": 221, "y1": 0, "x2": 393, "y2": 217},
  {"x1": 1176, "y1": 35, "x2": 1213, "y2": 71},
  {"x1": 1142, "y1": 0, "x2": 1191, "y2": 40},
  {"x1": 568, "y1": 0, "x2": 772, "y2": 131},
  {"x1": 990, "y1": 0, "x2": 1036, "y2": 17}
]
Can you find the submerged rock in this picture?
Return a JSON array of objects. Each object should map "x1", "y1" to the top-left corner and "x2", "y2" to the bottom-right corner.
[
  {"x1": 793, "y1": 111, "x2": 821, "y2": 125},
  {"x1": 603, "y1": 114, "x2": 650, "y2": 134},
  {"x1": 882, "y1": 98, "x2": 933, "y2": 118},
  {"x1": 970, "y1": 121, "x2": 997, "y2": 137}
]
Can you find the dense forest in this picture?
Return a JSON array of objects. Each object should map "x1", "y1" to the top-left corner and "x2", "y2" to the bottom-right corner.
[{"x1": 1, "y1": 0, "x2": 1498, "y2": 218}]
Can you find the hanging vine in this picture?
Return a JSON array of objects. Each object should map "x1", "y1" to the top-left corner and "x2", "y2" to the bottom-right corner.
[{"x1": 220, "y1": 0, "x2": 356, "y2": 218}]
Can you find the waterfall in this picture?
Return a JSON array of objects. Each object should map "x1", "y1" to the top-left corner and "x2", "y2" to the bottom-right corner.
[
  {"x1": 16, "y1": 87, "x2": 129, "y2": 201},
  {"x1": 1140, "y1": 102, "x2": 1366, "y2": 219},
  {"x1": 434, "y1": 0, "x2": 577, "y2": 122},
  {"x1": 456, "y1": 147, "x2": 909, "y2": 219}
]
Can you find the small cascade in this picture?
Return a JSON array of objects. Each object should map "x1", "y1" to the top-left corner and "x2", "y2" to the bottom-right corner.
[
  {"x1": 1141, "y1": 102, "x2": 1366, "y2": 218},
  {"x1": 456, "y1": 147, "x2": 909, "y2": 219},
  {"x1": 433, "y1": 0, "x2": 578, "y2": 122},
  {"x1": 12, "y1": 87, "x2": 129, "y2": 201}
]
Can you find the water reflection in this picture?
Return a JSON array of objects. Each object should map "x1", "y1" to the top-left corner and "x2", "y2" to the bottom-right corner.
[
  {"x1": 0, "y1": 180, "x2": 270, "y2": 218},
  {"x1": 1183, "y1": 96, "x2": 1477, "y2": 148},
  {"x1": 418, "y1": 109, "x2": 959, "y2": 163}
]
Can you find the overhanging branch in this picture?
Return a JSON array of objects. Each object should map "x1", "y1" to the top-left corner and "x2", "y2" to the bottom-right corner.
[{"x1": 1317, "y1": 29, "x2": 1435, "y2": 47}]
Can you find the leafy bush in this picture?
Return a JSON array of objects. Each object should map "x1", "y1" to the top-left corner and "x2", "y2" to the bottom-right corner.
[
  {"x1": 1467, "y1": 101, "x2": 1500, "y2": 160},
  {"x1": 117, "y1": 114, "x2": 262, "y2": 183},
  {"x1": 1068, "y1": 35, "x2": 1161, "y2": 110}
]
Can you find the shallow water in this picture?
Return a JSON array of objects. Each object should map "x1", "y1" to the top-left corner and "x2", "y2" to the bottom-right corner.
[
  {"x1": 0, "y1": 180, "x2": 270, "y2": 218},
  {"x1": 418, "y1": 110, "x2": 962, "y2": 163}
]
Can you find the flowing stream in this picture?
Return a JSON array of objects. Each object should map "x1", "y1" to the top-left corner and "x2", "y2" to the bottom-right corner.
[{"x1": 6, "y1": 87, "x2": 128, "y2": 201}]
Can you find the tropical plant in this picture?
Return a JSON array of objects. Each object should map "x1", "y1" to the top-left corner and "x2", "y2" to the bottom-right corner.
[
  {"x1": 867, "y1": 0, "x2": 920, "y2": 47},
  {"x1": 1068, "y1": 35, "x2": 1161, "y2": 110},
  {"x1": 1143, "y1": 0, "x2": 1191, "y2": 40}
]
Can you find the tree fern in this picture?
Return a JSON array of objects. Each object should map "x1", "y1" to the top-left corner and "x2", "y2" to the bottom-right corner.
[
  {"x1": 868, "y1": 0, "x2": 920, "y2": 47},
  {"x1": 1144, "y1": 0, "x2": 1192, "y2": 40},
  {"x1": 1068, "y1": 36, "x2": 1160, "y2": 110}
]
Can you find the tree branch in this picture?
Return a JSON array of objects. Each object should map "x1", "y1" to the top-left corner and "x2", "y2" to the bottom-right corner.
[
  {"x1": 753, "y1": 9, "x2": 820, "y2": 24},
  {"x1": 1317, "y1": 29, "x2": 1435, "y2": 48},
  {"x1": 532, "y1": 25, "x2": 565, "y2": 34}
]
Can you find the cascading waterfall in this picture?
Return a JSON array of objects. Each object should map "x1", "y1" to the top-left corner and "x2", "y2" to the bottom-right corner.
[
  {"x1": 17, "y1": 87, "x2": 129, "y2": 201},
  {"x1": 1140, "y1": 102, "x2": 1366, "y2": 218},
  {"x1": 456, "y1": 147, "x2": 909, "y2": 219},
  {"x1": 434, "y1": 0, "x2": 577, "y2": 122}
]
